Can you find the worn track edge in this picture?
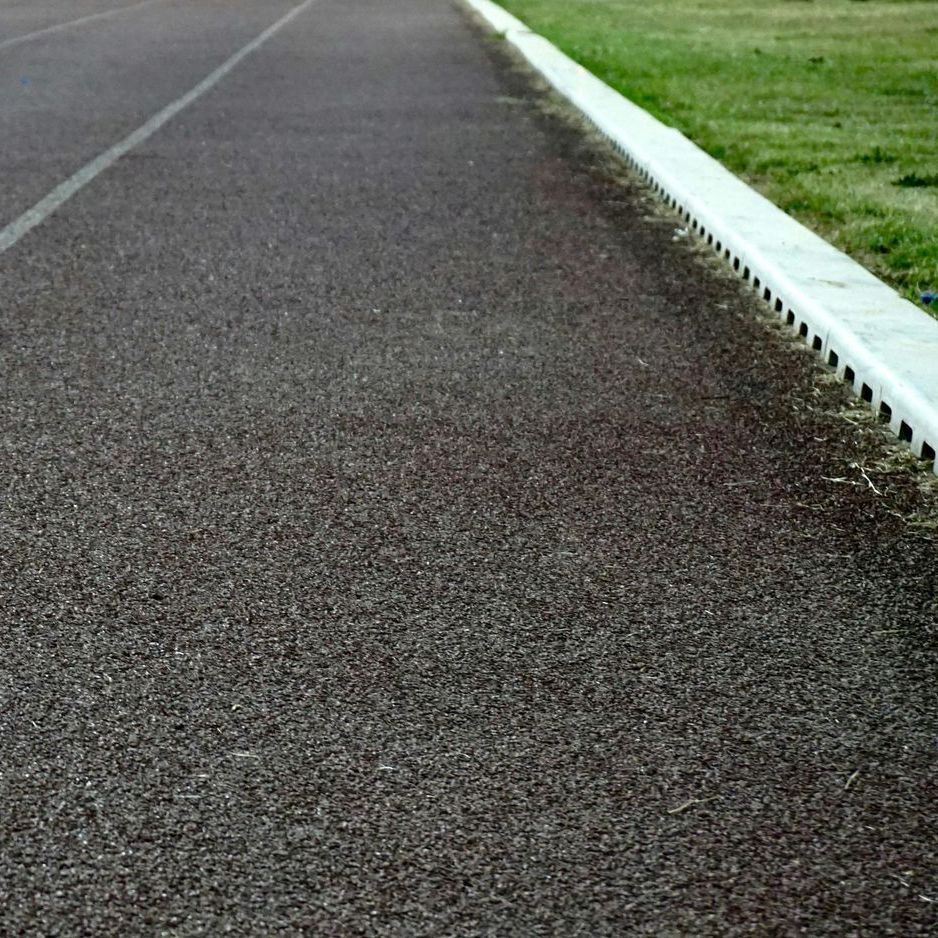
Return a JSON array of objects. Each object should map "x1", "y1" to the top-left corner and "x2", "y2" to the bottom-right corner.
[{"x1": 463, "y1": 0, "x2": 938, "y2": 474}]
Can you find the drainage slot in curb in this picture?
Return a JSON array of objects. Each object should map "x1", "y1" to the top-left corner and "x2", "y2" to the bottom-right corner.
[
  {"x1": 844, "y1": 366, "x2": 856, "y2": 384},
  {"x1": 899, "y1": 421, "x2": 913, "y2": 443},
  {"x1": 880, "y1": 401, "x2": 893, "y2": 421},
  {"x1": 799, "y1": 323, "x2": 809, "y2": 338},
  {"x1": 861, "y1": 383, "x2": 873, "y2": 403},
  {"x1": 922, "y1": 441, "x2": 936, "y2": 463},
  {"x1": 828, "y1": 350, "x2": 839, "y2": 368},
  {"x1": 812, "y1": 335, "x2": 823, "y2": 352},
  {"x1": 786, "y1": 310, "x2": 795, "y2": 326}
]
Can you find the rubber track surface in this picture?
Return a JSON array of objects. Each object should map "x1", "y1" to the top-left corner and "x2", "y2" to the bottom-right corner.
[{"x1": 1, "y1": 0, "x2": 936, "y2": 933}]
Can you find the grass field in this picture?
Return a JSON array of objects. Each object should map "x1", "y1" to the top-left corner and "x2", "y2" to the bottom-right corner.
[{"x1": 496, "y1": 0, "x2": 938, "y2": 312}]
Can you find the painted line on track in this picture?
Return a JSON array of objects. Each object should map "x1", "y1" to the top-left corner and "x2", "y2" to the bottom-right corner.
[
  {"x1": 0, "y1": 0, "x2": 318, "y2": 255},
  {"x1": 0, "y1": 0, "x2": 166, "y2": 53},
  {"x1": 463, "y1": 0, "x2": 938, "y2": 473}
]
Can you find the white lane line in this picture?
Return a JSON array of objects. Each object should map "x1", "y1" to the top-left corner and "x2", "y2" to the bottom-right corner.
[
  {"x1": 0, "y1": 0, "x2": 317, "y2": 256},
  {"x1": 0, "y1": 0, "x2": 165, "y2": 53}
]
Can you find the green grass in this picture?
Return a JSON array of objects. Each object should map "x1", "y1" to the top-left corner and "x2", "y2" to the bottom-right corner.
[{"x1": 496, "y1": 0, "x2": 938, "y2": 312}]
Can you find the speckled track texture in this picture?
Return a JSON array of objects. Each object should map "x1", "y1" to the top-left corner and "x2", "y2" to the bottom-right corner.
[{"x1": 1, "y1": 0, "x2": 936, "y2": 934}]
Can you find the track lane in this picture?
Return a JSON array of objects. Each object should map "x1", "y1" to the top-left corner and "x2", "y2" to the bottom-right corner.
[
  {"x1": 0, "y1": 0, "x2": 936, "y2": 933},
  {"x1": 0, "y1": 0, "x2": 318, "y2": 255},
  {"x1": 0, "y1": 0, "x2": 167, "y2": 54},
  {"x1": 0, "y1": 0, "x2": 299, "y2": 224},
  {"x1": 0, "y1": 0, "x2": 158, "y2": 46}
]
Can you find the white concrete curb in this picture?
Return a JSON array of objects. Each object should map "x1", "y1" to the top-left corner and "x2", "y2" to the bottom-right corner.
[{"x1": 464, "y1": 0, "x2": 938, "y2": 473}]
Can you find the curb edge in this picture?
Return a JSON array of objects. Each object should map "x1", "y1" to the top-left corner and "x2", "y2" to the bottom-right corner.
[{"x1": 464, "y1": 0, "x2": 938, "y2": 475}]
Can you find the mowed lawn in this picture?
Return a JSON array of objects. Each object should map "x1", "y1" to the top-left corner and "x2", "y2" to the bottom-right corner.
[{"x1": 497, "y1": 0, "x2": 938, "y2": 309}]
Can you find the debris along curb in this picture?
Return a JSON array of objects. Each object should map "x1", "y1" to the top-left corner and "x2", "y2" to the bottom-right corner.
[{"x1": 464, "y1": 0, "x2": 938, "y2": 474}]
